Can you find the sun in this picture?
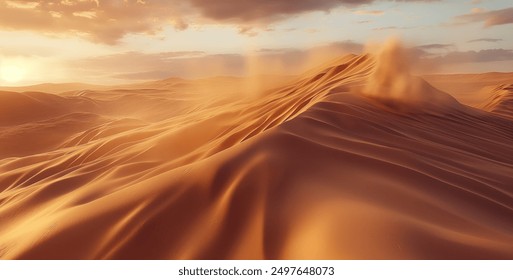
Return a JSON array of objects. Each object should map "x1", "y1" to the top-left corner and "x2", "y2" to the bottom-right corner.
[{"x1": 0, "y1": 64, "x2": 26, "y2": 83}]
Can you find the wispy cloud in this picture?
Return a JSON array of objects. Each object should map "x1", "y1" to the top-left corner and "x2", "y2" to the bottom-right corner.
[
  {"x1": 417, "y1": 44, "x2": 453, "y2": 50},
  {"x1": 453, "y1": 7, "x2": 513, "y2": 27},
  {"x1": 372, "y1": 26, "x2": 413, "y2": 31},
  {"x1": 468, "y1": 38, "x2": 502, "y2": 43},
  {"x1": 352, "y1": 10, "x2": 384, "y2": 15}
]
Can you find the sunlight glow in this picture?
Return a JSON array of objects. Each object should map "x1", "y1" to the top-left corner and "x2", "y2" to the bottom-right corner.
[{"x1": 0, "y1": 64, "x2": 26, "y2": 83}]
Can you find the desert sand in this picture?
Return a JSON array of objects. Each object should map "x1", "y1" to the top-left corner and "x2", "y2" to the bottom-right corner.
[{"x1": 1, "y1": 41, "x2": 513, "y2": 259}]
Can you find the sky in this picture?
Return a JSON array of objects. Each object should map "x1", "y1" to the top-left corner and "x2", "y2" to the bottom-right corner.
[{"x1": 0, "y1": 0, "x2": 512, "y2": 85}]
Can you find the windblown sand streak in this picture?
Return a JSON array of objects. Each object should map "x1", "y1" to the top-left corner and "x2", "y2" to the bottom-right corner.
[{"x1": 1, "y1": 43, "x2": 513, "y2": 259}]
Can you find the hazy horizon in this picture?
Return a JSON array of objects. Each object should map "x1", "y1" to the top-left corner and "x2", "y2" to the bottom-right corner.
[{"x1": 0, "y1": 0, "x2": 512, "y2": 86}]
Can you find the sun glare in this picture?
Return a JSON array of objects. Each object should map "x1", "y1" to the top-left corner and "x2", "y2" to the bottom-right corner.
[{"x1": 0, "y1": 64, "x2": 26, "y2": 83}]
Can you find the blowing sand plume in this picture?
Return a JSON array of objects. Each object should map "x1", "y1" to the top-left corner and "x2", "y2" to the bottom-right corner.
[{"x1": 363, "y1": 39, "x2": 460, "y2": 111}]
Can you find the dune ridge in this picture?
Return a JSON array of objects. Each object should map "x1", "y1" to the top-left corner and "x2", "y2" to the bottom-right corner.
[
  {"x1": 1, "y1": 42, "x2": 513, "y2": 259},
  {"x1": 482, "y1": 84, "x2": 513, "y2": 119}
]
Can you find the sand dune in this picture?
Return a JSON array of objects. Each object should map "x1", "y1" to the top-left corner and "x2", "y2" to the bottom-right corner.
[
  {"x1": 424, "y1": 72, "x2": 513, "y2": 107},
  {"x1": 1, "y1": 42, "x2": 513, "y2": 259}
]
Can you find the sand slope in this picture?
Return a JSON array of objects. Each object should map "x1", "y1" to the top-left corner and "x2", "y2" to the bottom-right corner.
[{"x1": 1, "y1": 45, "x2": 513, "y2": 259}]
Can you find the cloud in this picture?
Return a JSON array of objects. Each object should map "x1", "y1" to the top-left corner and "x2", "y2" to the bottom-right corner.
[
  {"x1": 352, "y1": 10, "x2": 384, "y2": 16},
  {"x1": 0, "y1": 0, "x2": 440, "y2": 44},
  {"x1": 0, "y1": 0, "x2": 183, "y2": 44},
  {"x1": 417, "y1": 44, "x2": 453, "y2": 50},
  {"x1": 0, "y1": 0, "x2": 374, "y2": 44},
  {"x1": 238, "y1": 26, "x2": 259, "y2": 37},
  {"x1": 372, "y1": 26, "x2": 414, "y2": 31},
  {"x1": 187, "y1": 0, "x2": 371, "y2": 23},
  {"x1": 467, "y1": 38, "x2": 502, "y2": 43},
  {"x1": 453, "y1": 7, "x2": 513, "y2": 27}
]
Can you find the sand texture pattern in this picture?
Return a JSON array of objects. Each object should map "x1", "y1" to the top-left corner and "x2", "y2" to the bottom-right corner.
[{"x1": 1, "y1": 44, "x2": 513, "y2": 259}]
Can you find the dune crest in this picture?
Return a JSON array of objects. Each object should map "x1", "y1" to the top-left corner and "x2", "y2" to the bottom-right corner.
[
  {"x1": 1, "y1": 47, "x2": 513, "y2": 259},
  {"x1": 482, "y1": 84, "x2": 513, "y2": 119}
]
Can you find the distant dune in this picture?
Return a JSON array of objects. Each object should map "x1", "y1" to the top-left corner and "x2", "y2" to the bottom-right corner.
[
  {"x1": 1, "y1": 42, "x2": 513, "y2": 259},
  {"x1": 0, "y1": 83, "x2": 113, "y2": 94}
]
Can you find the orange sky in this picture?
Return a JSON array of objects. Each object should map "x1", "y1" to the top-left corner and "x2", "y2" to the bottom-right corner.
[{"x1": 0, "y1": 0, "x2": 512, "y2": 85}]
